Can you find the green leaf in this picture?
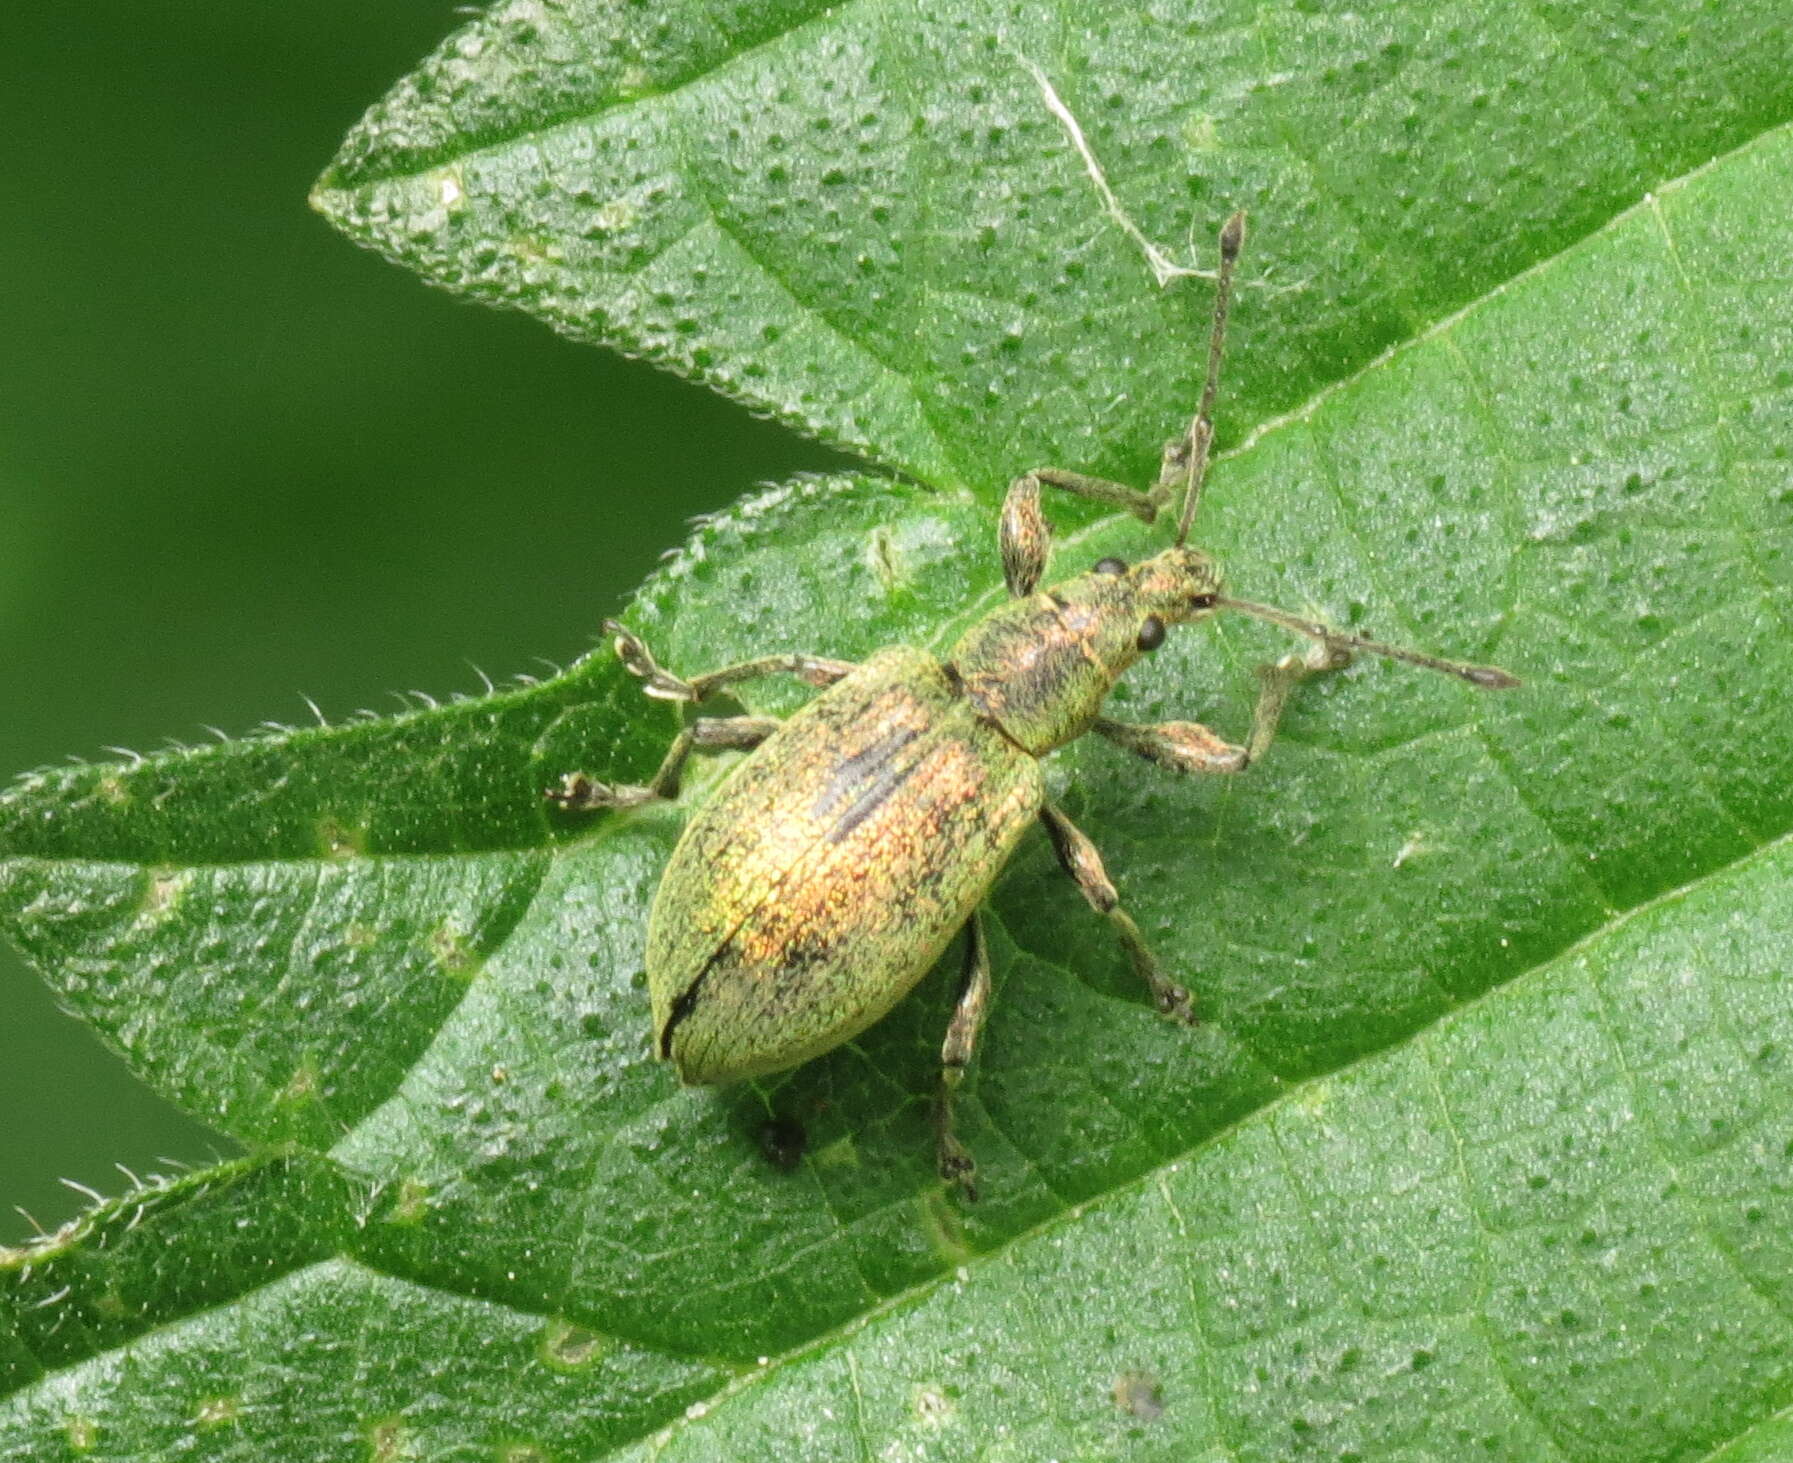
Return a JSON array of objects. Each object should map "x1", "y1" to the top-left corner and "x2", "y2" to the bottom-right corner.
[
  {"x1": 310, "y1": 0, "x2": 1790, "y2": 491},
  {"x1": 7, "y1": 0, "x2": 1793, "y2": 1456}
]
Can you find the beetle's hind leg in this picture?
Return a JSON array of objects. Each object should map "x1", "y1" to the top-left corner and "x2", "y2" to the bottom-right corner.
[
  {"x1": 935, "y1": 911, "x2": 992, "y2": 1203},
  {"x1": 551, "y1": 624, "x2": 856, "y2": 811},
  {"x1": 1039, "y1": 803, "x2": 1196, "y2": 1024},
  {"x1": 548, "y1": 717, "x2": 780, "y2": 811},
  {"x1": 604, "y1": 620, "x2": 854, "y2": 702}
]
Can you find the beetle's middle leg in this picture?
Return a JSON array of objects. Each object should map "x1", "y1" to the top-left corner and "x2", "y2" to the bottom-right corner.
[
  {"x1": 935, "y1": 911, "x2": 992, "y2": 1203},
  {"x1": 1039, "y1": 802, "x2": 1196, "y2": 1024},
  {"x1": 549, "y1": 717, "x2": 780, "y2": 810},
  {"x1": 604, "y1": 619, "x2": 854, "y2": 702}
]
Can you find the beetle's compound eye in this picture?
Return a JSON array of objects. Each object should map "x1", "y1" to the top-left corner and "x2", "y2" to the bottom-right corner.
[
  {"x1": 1137, "y1": 615, "x2": 1166, "y2": 651},
  {"x1": 1093, "y1": 557, "x2": 1128, "y2": 576}
]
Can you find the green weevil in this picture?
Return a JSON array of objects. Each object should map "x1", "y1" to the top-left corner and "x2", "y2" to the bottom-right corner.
[{"x1": 550, "y1": 214, "x2": 1519, "y2": 1200}]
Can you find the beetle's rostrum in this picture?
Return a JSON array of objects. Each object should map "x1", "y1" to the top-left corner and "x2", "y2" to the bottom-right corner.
[{"x1": 549, "y1": 212, "x2": 1520, "y2": 1202}]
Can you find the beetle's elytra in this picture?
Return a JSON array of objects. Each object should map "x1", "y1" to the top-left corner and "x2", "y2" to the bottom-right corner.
[{"x1": 551, "y1": 214, "x2": 1519, "y2": 1201}]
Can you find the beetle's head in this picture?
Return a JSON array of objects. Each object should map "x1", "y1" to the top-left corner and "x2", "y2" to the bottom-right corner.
[
  {"x1": 1058, "y1": 543, "x2": 1224, "y2": 667},
  {"x1": 1121, "y1": 544, "x2": 1224, "y2": 623}
]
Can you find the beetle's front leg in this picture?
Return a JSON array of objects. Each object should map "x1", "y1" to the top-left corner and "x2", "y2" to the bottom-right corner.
[
  {"x1": 548, "y1": 717, "x2": 780, "y2": 810},
  {"x1": 1243, "y1": 639, "x2": 1352, "y2": 765},
  {"x1": 605, "y1": 620, "x2": 854, "y2": 702},
  {"x1": 1094, "y1": 716, "x2": 1248, "y2": 774},
  {"x1": 1094, "y1": 638, "x2": 1351, "y2": 774},
  {"x1": 1039, "y1": 803, "x2": 1196, "y2": 1024},
  {"x1": 999, "y1": 470, "x2": 1167, "y2": 597},
  {"x1": 935, "y1": 911, "x2": 991, "y2": 1203}
]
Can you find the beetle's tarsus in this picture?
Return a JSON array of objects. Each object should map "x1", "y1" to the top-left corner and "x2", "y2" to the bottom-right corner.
[
  {"x1": 1156, "y1": 982, "x2": 1199, "y2": 1026},
  {"x1": 1040, "y1": 804, "x2": 1202, "y2": 1023},
  {"x1": 1242, "y1": 639, "x2": 1354, "y2": 766},
  {"x1": 1134, "y1": 950, "x2": 1198, "y2": 1026},
  {"x1": 937, "y1": 1136, "x2": 979, "y2": 1203},
  {"x1": 606, "y1": 619, "x2": 856, "y2": 704},
  {"x1": 552, "y1": 718, "x2": 782, "y2": 814},
  {"x1": 546, "y1": 772, "x2": 658, "y2": 811},
  {"x1": 605, "y1": 619, "x2": 701, "y2": 702}
]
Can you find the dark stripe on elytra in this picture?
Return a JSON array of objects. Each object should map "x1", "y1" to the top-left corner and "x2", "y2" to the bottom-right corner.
[
  {"x1": 659, "y1": 930, "x2": 838, "y2": 1059},
  {"x1": 827, "y1": 744, "x2": 931, "y2": 844},
  {"x1": 659, "y1": 945, "x2": 728, "y2": 1058},
  {"x1": 810, "y1": 723, "x2": 922, "y2": 821}
]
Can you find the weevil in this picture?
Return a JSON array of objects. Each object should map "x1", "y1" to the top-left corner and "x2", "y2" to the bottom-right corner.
[{"x1": 550, "y1": 214, "x2": 1519, "y2": 1200}]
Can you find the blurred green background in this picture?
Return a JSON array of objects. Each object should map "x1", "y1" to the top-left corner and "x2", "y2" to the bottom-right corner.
[{"x1": 0, "y1": 4, "x2": 848, "y2": 1239}]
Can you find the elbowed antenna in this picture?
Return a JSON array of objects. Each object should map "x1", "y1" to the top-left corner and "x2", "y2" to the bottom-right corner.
[
  {"x1": 1215, "y1": 596, "x2": 1522, "y2": 689},
  {"x1": 1173, "y1": 210, "x2": 1246, "y2": 547}
]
